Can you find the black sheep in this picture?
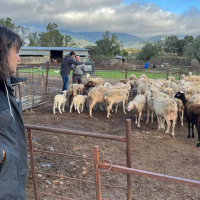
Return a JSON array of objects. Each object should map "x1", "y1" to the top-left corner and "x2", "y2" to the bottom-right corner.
[{"x1": 175, "y1": 91, "x2": 200, "y2": 147}]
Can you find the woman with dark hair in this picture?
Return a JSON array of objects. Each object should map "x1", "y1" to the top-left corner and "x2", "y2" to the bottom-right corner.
[{"x1": 0, "y1": 26, "x2": 27, "y2": 200}]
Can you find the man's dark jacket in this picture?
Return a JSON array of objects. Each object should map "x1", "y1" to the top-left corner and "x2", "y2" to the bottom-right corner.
[
  {"x1": 0, "y1": 77, "x2": 27, "y2": 200},
  {"x1": 60, "y1": 55, "x2": 83, "y2": 75}
]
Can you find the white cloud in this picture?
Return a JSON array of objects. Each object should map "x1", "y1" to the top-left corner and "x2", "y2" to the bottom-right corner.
[{"x1": 0, "y1": 0, "x2": 200, "y2": 38}]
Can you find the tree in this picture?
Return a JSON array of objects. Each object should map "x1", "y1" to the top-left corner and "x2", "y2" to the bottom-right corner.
[
  {"x1": 64, "y1": 35, "x2": 77, "y2": 47},
  {"x1": 183, "y1": 35, "x2": 194, "y2": 49},
  {"x1": 28, "y1": 32, "x2": 39, "y2": 46},
  {"x1": 185, "y1": 35, "x2": 200, "y2": 62},
  {"x1": 164, "y1": 35, "x2": 179, "y2": 55},
  {"x1": 95, "y1": 31, "x2": 122, "y2": 56},
  {"x1": 0, "y1": 18, "x2": 30, "y2": 43},
  {"x1": 0, "y1": 17, "x2": 15, "y2": 30},
  {"x1": 38, "y1": 23, "x2": 64, "y2": 47},
  {"x1": 15, "y1": 26, "x2": 30, "y2": 41},
  {"x1": 136, "y1": 42, "x2": 159, "y2": 61}
]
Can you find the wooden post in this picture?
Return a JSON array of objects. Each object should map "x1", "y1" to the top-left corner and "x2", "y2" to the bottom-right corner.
[{"x1": 93, "y1": 146, "x2": 102, "y2": 200}]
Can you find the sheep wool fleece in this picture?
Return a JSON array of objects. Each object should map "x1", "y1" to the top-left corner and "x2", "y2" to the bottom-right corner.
[{"x1": 0, "y1": 77, "x2": 27, "y2": 200}]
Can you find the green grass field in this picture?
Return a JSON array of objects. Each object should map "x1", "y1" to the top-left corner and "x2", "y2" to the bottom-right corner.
[{"x1": 18, "y1": 68, "x2": 180, "y2": 80}]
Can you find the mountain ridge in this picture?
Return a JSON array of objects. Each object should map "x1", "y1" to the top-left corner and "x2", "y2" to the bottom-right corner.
[{"x1": 60, "y1": 30, "x2": 167, "y2": 48}]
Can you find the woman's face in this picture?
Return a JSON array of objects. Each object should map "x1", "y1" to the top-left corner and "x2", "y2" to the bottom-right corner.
[{"x1": 8, "y1": 44, "x2": 21, "y2": 74}]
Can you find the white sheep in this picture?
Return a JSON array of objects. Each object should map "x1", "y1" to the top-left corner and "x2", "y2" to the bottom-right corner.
[
  {"x1": 127, "y1": 95, "x2": 146, "y2": 127},
  {"x1": 53, "y1": 90, "x2": 68, "y2": 115},
  {"x1": 152, "y1": 89, "x2": 177, "y2": 137},
  {"x1": 86, "y1": 73, "x2": 104, "y2": 86},
  {"x1": 70, "y1": 95, "x2": 88, "y2": 114}
]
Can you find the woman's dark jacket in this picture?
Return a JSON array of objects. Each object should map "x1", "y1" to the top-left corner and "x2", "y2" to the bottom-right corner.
[{"x1": 0, "y1": 76, "x2": 27, "y2": 200}]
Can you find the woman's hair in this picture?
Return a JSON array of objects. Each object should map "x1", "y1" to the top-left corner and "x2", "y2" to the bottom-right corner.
[{"x1": 0, "y1": 26, "x2": 23, "y2": 80}]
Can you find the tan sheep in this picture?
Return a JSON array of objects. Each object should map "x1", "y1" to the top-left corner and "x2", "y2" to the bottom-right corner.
[
  {"x1": 70, "y1": 95, "x2": 88, "y2": 114},
  {"x1": 104, "y1": 83, "x2": 131, "y2": 118}
]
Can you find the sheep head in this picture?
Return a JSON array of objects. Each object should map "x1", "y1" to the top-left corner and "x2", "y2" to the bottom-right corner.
[
  {"x1": 87, "y1": 81, "x2": 97, "y2": 87},
  {"x1": 174, "y1": 91, "x2": 185, "y2": 99},
  {"x1": 62, "y1": 90, "x2": 68, "y2": 97},
  {"x1": 127, "y1": 101, "x2": 135, "y2": 112}
]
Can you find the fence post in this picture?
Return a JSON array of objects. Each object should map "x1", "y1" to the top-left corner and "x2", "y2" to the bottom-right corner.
[
  {"x1": 126, "y1": 119, "x2": 132, "y2": 200},
  {"x1": 42, "y1": 72, "x2": 44, "y2": 102},
  {"x1": 45, "y1": 63, "x2": 49, "y2": 94},
  {"x1": 27, "y1": 129, "x2": 38, "y2": 200},
  {"x1": 93, "y1": 146, "x2": 102, "y2": 200}
]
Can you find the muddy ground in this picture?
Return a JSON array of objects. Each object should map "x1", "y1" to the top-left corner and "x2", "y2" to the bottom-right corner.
[{"x1": 23, "y1": 89, "x2": 200, "y2": 200}]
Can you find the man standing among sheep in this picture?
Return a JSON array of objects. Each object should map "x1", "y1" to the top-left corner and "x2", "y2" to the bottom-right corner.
[
  {"x1": 72, "y1": 55, "x2": 85, "y2": 84},
  {"x1": 60, "y1": 51, "x2": 85, "y2": 91}
]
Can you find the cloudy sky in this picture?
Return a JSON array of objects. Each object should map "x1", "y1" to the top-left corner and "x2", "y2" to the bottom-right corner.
[{"x1": 0, "y1": 0, "x2": 200, "y2": 38}]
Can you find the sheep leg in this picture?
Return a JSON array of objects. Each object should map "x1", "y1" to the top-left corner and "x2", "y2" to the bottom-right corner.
[
  {"x1": 187, "y1": 119, "x2": 191, "y2": 138},
  {"x1": 138, "y1": 112, "x2": 142, "y2": 128},
  {"x1": 157, "y1": 116, "x2": 161, "y2": 130},
  {"x1": 123, "y1": 100, "x2": 126, "y2": 114},
  {"x1": 181, "y1": 110, "x2": 184, "y2": 127},
  {"x1": 69, "y1": 101, "x2": 74, "y2": 113},
  {"x1": 195, "y1": 121, "x2": 200, "y2": 147},
  {"x1": 135, "y1": 113, "x2": 138, "y2": 125},
  {"x1": 151, "y1": 111, "x2": 154, "y2": 123},
  {"x1": 89, "y1": 100, "x2": 97, "y2": 117},
  {"x1": 192, "y1": 123, "x2": 195, "y2": 138},
  {"x1": 161, "y1": 118, "x2": 165, "y2": 130},
  {"x1": 107, "y1": 103, "x2": 113, "y2": 118},
  {"x1": 171, "y1": 116, "x2": 176, "y2": 138},
  {"x1": 115, "y1": 105, "x2": 118, "y2": 113},
  {"x1": 146, "y1": 109, "x2": 150, "y2": 123},
  {"x1": 62, "y1": 102, "x2": 65, "y2": 113},
  {"x1": 99, "y1": 104, "x2": 104, "y2": 111},
  {"x1": 58, "y1": 103, "x2": 62, "y2": 114},
  {"x1": 77, "y1": 104, "x2": 81, "y2": 114},
  {"x1": 81, "y1": 103, "x2": 84, "y2": 113},
  {"x1": 164, "y1": 116, "x2": 170, "y2": 135},
  {"x1": 53, "y1": 101, "x2": 56, "y2": 115}
]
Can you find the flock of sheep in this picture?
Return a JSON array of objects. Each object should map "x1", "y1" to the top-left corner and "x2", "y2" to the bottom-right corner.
[{"x1": 53, "y1": 72, "x2": 200, "y2": 146}]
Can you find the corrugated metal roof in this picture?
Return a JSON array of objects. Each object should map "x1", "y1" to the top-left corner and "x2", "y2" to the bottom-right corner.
[{"x1": 21, "y1": 46, "x2": 89, "y2": 51}]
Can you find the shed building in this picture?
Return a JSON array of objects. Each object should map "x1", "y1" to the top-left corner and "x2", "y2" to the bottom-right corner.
[{"x1": 19, "y1": 47, "x2": 89, "y2": 64}]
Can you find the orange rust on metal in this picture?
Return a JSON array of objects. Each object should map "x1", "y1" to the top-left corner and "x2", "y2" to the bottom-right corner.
[
  {"x1": 96, "y1": 159, "x2": 112, "y2": 173},
  {"x1": 27, "y1": 129, "x2": 38, "y2": 200},
  {"x1": 126, "y1": 119, "x2": 132, "y2": 200},
  {"x1": 24, "y1": 124, "x2": 126, "y2": 142},
  {"x1": 27, "y1": 170, "x2": 126, "y2": 190},
  {"x1": 37, "y1": 191, "x2": 74, "y2": 200},
  {"x1": 94, "y1": 146, "x2": 102, "y2": 200},
  {"x1": 28, "y1": 149, "x2": 126, "y2": 166},
  {"x1": 98, "y1": 163, "x2": 200, "y2": 189}
]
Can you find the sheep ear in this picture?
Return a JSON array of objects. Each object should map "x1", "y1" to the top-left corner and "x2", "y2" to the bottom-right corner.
[{"x1": 180, "y1": 91, "x2": 184, "y2": 94}]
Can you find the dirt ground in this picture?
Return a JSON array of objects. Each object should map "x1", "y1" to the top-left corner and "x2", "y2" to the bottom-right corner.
[{"x1": 23, "y1": 90, "x2": 200, "y2": 200}]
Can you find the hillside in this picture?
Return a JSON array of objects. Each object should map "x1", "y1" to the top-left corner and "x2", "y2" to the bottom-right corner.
[{"x1": 60, "y1": 30, "x2": 168, "y2": 48}]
